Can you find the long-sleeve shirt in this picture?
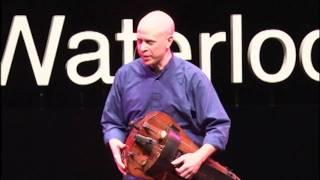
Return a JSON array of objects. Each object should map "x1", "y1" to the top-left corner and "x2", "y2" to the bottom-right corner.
[{"x1": 101, "y1": 55, "x2": 230, "y2": 150}]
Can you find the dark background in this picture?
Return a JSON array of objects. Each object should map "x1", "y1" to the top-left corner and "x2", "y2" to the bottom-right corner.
[{"x1": 1, "y1": 0, "x2": 319, "y2": 179}]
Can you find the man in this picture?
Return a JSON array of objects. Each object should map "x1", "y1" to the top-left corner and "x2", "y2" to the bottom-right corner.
[{"x1": 101, "y1": 10, "x2": 231, "y2": 179}]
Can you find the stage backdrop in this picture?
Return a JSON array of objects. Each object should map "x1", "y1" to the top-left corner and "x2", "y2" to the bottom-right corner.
[{"x1": 1, "y1": 0, "x2": 319, "y2": 180}]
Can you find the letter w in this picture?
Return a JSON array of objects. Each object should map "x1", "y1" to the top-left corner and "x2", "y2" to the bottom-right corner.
[{"x1": 1, "y1": 15, "x2": 65, "y2": 86}]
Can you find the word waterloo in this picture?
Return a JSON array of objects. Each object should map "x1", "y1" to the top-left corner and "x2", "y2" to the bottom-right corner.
[{"x1": 1, "y1": 15, "x2": 319, "y2": 86}]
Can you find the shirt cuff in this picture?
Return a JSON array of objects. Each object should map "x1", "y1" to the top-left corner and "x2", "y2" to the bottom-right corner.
[
  {"x1": 103, "y1": 128, "x2": 127, "y2": 144},
  {"x1": 203, "y1": 134, "x2": 228, "y2": 151}
]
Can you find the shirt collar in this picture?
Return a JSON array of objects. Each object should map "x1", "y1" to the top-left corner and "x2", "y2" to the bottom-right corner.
[{"x1": 139, "y1": 55, "x2": 175, "y2": 79}]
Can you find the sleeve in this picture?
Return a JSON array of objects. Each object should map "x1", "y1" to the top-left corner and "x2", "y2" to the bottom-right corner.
[
  {"x1": 101, "y1": 70, "x2": 127, "y2": 144},
  {"x1": 192, "y1": 72, "x2": 231, "y2": 151}
]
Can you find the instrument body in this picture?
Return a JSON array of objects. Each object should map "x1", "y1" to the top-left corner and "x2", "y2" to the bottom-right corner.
[{"x1": 122, "y1": 111, "x2": 240, "y2": 180}]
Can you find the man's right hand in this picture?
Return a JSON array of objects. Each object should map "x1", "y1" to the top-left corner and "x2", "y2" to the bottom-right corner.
[{"x1": 109, "y1": 138, "x2": 127, "y2": 175}]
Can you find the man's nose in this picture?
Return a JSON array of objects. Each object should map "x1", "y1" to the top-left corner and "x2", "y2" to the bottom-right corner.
[{"x1": 140, "y1": 42, "x2": 148, "y2": 51}]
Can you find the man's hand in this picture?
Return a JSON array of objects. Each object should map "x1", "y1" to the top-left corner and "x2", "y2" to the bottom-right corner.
[
  {"x1": 109, "y1": 138, "x2": 127, "y2": 175},
  {"x1": 171, "y1": 152, "x2": 203, "y2": 179},
  {"x1": 171, "y1": 144, "x2": 216, "y2": 179}
]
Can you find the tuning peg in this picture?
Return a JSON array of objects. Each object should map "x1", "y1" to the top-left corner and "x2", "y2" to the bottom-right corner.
[{"x1": 129, "y1": 120, "x2": 141, "y2": 130}]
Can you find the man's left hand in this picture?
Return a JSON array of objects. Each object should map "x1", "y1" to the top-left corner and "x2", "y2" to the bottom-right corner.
[
  {"x1": 171, "y1": 144, "x2": 216, "y2": 179},
  {"x1": 171, "y1": 152, "x2": 203, "y2": 179}
]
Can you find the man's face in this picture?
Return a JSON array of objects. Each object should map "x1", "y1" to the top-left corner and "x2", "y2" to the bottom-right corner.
[{"x1": 136, "y1": 29, "x2": 170, "y2": 67}]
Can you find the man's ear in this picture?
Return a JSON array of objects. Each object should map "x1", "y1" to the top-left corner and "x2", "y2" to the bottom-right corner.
[{"x1": 167, "y1": 35, "x2": 174, "y2": 48}]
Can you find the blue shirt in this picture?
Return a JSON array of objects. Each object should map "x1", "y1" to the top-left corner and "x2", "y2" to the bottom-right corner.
[{"x1": 101, "y1": 56, "x2": 230, "y2": 150}]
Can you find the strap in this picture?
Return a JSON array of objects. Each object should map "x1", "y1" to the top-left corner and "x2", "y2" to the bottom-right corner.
[{"x1": 146, "y1": 128, "x2": 181, "y2": 176}]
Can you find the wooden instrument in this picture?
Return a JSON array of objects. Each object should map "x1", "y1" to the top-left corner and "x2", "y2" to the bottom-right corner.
[{"x1": 122, "y1": 111, "x2": 241, "y2": 180}]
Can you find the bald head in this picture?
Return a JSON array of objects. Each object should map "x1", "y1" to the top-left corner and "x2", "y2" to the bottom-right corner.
[{"x1": 137, "y1": 10, "x2": 175, "y2": 36}]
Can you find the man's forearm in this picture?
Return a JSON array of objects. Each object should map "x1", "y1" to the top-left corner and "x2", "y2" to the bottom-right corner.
[{"x1": 195, "y1": 143, "x2": 217, "y2": 163}]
